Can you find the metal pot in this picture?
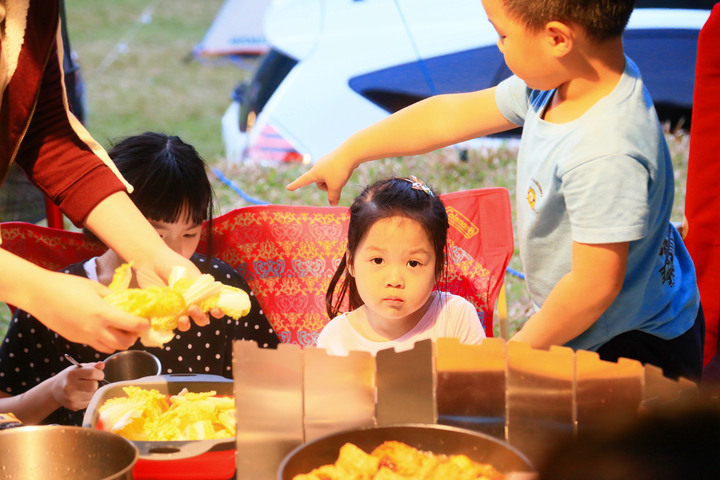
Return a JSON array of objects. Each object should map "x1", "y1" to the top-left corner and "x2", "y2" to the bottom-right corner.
[
  {"x1": 103, "y1": 350, "x2": 162, "y2": 383},
  {"x1": 0, "y1": 425, "x2": 138, "y2": 480},
  {"x1": 278, "y1": 423, "x2": 534, "y2": 479}
]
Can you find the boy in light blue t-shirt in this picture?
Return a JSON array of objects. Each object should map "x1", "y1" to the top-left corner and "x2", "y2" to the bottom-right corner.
[{"x1": 288, "y1": 0, "x2": 703, "y2": 381}]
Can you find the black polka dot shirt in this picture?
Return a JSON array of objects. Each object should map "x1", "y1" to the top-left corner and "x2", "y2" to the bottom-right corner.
[{"x1": 0, "y1": 253, "x2": 279, "y2": 425}]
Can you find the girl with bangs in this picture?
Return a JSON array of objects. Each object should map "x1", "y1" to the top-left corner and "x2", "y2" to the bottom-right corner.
[{"x1": 0, "y1": 132, "x2": 279, "y2": 425}]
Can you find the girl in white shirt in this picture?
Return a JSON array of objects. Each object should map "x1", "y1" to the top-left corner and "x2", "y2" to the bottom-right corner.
[{"x1": 318, "y1": 176, "x2": 485, "y2": 356}]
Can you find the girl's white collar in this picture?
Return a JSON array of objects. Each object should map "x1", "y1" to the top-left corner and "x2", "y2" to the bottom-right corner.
[{"x1": 83, "y1": 257, "x2": 100, "y2": 282}]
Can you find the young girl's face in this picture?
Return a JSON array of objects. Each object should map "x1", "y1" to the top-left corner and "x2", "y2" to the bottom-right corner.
[
  {"x1": 351, "y1": 215, "x2": 437, "y2": 330},
  {"x1": 149, "y1": 213, "x2": 203, "y2": 260}
]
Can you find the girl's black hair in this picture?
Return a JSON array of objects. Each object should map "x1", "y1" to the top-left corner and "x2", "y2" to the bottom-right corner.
[
  {"x1": 89, "y1": 132, "x2": 215, "y2": 269},
  {"x1": 325, "y1": 177, "x2": 449, "y2": 319}
]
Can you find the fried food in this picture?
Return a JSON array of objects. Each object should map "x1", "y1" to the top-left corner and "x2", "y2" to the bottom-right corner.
[
  {"x1": 292, "y1": 440, "x2": 505, "y2": 480},
  {"x1": 293, "y1": 443, "x2": 380, "y2": 480}
]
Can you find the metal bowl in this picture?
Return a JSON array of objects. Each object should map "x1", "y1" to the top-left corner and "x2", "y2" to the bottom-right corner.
[
  {"x1": 278, "y1": 423, "x2": 534, "y2": 479},
  {"x1": 0, "y1": 425, "x2": 137, "y2": 480},
  {"x1": 103, "y1": 350, "x2": 162, "y2": 383}
]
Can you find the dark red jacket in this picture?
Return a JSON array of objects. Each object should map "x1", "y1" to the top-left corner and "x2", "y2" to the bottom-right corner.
[
  {"x1": 0, "y1": 0, "x2": 128, "y2": 227},
  {"x1": 685, "y1": 5, "x2": 720, "y2": 365}
]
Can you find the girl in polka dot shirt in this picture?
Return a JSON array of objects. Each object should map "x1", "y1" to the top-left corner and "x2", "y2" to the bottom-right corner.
[{"x1": 0, "y1": 132, "x2": 279, "y2": 425}]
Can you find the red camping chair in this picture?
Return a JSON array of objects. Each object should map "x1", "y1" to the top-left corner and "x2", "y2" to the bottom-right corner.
[
  {"x1": 0, "y1": 222, "x2": 106, "y2": 313},
  {"x1": 204, "y1": 187, "x2": 514, "y2": 347},
  {"x1": 0, "y1": 222, "x2": 105, "y2": 272},
  {"x1": 1, "y1": 187, "x2": 514, "y2": 347}
]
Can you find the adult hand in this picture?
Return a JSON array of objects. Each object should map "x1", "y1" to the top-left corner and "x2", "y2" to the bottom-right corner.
[
  {"x1": 0, "y1": 249, "x2": 148, "y2": 353},
  {"x1": 50, "y1": 362, "x2": 105, "y2": 411},
  {"x1": 31, "y1": 272, "x2": 150, "y2": 353},
  {"x1": 286, "y1": 150, "x2": 356, "y2": 206},
  {"x1": 84, "y1": 192, "x2": 211, "y2": 329},
  {"x1": 132, "y1": 241, "x2": 201, "y2": 288},
  {"x1": 132, "y1": 246, "x2": 211, "y2": 330}
]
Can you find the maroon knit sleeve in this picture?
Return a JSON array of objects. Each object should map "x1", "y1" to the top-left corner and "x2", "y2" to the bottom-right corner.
[{"x1": 13, "y1": 38, "x2": 126, "y2": 227}]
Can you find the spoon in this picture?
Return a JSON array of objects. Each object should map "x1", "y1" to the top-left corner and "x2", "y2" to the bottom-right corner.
[{"x1": 64, "y1": 353, "x2": 109, "y2": 385}]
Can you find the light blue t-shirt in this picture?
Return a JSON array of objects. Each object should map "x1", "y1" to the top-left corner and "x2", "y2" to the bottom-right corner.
[{"x1": 495, "y1": 56, "x2": 699, "y2": 351}]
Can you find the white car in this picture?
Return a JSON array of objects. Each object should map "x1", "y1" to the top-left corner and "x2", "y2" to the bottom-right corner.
[{"x1": 222, "y1": 0, "x2": 713, "y2": 165}]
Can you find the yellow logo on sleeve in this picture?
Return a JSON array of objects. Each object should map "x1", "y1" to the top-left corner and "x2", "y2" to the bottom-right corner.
[{"x1": 527, "y1": 187, "x2": 536, "y2": 211}]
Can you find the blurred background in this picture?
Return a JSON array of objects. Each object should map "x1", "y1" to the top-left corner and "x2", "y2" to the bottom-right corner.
[{"x1": 0, "y1": 0, "x2": 705, "y2": 338}]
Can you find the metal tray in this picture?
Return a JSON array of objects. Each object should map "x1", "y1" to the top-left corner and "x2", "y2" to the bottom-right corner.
[{"x1": 83, "y1": 373, "x2": 234, "y2": 460}]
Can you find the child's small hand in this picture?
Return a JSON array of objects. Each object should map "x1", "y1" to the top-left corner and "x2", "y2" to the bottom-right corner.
[
  {"x1": 176, "y1": 304, "x2": 211, "y2": 332},
  {"x1": 175, "y1": 307, "x2": 232, "y2": 331},
  {"x1": 133, "y1": 247, "x2": 213, "y2": 329},
  {"x1": 50, "y1": 362, "x2": 105, "y2": 411}
]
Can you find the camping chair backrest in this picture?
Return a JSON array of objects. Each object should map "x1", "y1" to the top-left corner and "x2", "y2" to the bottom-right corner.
[
  {"x1": 0, "y1": 222, "x2": 106, "y2": 273},
  {"x1": 0, "y1": 222, "x2": 106, "y2": 313},
  {"x1": 0, "y1": 187, "x2": 513, "y2": 346},
  {"x1": 203, "y1": 187, "x2": 513, "y2": 347}
]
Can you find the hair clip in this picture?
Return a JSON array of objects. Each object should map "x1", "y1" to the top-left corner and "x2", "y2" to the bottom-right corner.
[{"x1": 403, "y1": 175, "x2": 434, "y2": 197}]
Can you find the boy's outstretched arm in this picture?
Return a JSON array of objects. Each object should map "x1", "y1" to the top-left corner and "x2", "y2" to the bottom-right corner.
[
  {"x1": 287, "y1": 87, "x2": 517, "y2": 205},
  {"x1": 511, "y1": 241, "x2": 628, "y2": 349}
]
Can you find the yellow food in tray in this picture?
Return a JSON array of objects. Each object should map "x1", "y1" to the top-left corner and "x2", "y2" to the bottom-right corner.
[
  {"x1": 98, "y1": 386, "x2": 235, "y2": 441},
  {"x1": 293, "y1": 440, "x2": 505, "y2": 480}
]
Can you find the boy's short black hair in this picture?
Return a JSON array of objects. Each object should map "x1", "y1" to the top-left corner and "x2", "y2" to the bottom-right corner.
[{"x1": 502, "y1": 0, "x2": 635, "y2": 41}]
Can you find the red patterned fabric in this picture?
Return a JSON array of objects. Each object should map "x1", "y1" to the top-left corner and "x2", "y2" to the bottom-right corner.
[
  {"x1": 0, "y1": 223, "x2": 106, "y2": 273},
  {"x1": 205, "y1": 188, "x2": 514, "y2": 347},
  {"x1": 0, "y1": 187, "x2": 514, "y2": 347},
  {"x1": 0, "y1": 222, "x2": 106, "y2": 313},
  {"x1": 684, "y1": 5, "x2": 720, "y2": 365}
]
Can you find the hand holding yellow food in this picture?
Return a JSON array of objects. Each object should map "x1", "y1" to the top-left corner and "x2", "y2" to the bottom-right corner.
[{"x1": 104, "y1": 263, "x2": 251, "y2": 346}]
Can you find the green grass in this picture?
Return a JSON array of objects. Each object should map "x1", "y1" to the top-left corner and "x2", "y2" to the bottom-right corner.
[
  {"x1": 63, "y1": 0, "x2": 244, "y2": 160},
  {"x1": 0, "y1": 0, "x2": 692, "y2": 340}
]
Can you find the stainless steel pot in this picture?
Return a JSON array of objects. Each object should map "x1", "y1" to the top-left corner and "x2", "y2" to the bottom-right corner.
[
  {"x1": 278, "y1": 423, "x2": 534, "y2": 479},
  {"x1": 103, "y1": 350, "x2": 162, "y2": 383},
  {"x1": 0, "y1": 425, "x2": 138, "y2": 480}
]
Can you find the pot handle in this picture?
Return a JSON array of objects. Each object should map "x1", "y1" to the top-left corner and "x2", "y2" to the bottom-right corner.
[
  {"x1": 134, "y1": 439, "x2": 229, "y2": 459},
  {"x1": 134, "y1": 373, "x2": 231, "y2": 383}
]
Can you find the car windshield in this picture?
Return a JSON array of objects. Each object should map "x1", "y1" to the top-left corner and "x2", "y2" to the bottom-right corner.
[{"x1": 237, "y1": 49, "x2": 297, "y2": 132}]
